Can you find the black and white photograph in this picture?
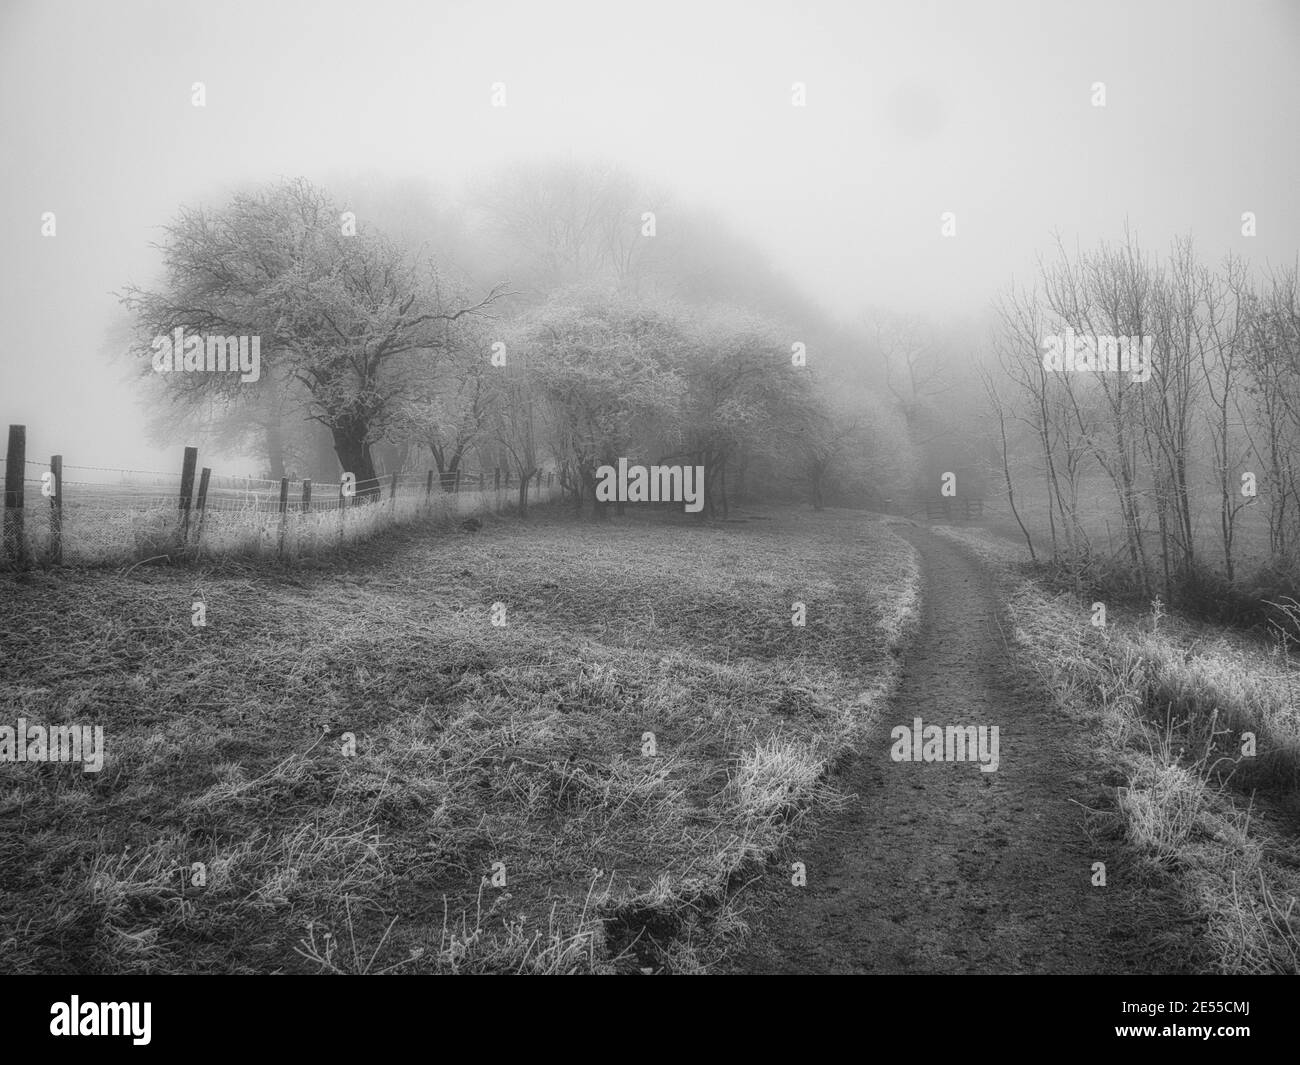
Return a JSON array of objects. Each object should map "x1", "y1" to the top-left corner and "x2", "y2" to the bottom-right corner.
[{"x1": 0, "y1": 0, "x2": 1296, "y2": 1025}]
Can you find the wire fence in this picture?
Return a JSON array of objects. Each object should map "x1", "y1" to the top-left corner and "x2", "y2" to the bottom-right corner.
[{"x1": 2, "y1": 426, "x2": 559, "y2": 568}]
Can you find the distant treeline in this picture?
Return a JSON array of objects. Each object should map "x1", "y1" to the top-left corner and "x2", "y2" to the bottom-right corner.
[{"x1": 119, "y1": 167, "x2": 920, "y2": 521}]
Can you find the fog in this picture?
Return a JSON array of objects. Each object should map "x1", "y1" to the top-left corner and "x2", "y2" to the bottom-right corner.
[{"x1": 2, "y1": 0, "x2": 1297, "y2": 472}]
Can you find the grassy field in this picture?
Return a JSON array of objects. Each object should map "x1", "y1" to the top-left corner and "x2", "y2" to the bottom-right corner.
[
  {"x1": 934, "y1": 523, "x2": 1300, "y2": 974},
  {"x1": 0, "y1": 503, "x2": 918, "y2": 974}
]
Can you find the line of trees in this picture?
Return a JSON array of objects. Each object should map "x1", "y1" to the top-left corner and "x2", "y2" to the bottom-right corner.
[
  {"x1": 990, "y1": 230, "x2": 1300, "y2": 601},
  {"x1": 121, "y1": 166, "x2": 915, "y2": 519}
]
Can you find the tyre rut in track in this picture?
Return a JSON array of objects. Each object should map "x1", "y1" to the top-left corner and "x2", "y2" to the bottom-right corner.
[{"x1": 724, "y1": 523, "x2": 1197, "y2": 974}]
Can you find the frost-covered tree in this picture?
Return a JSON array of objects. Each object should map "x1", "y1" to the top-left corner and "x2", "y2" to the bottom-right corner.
[{"x1": 122, "y1": 178, "x2": 506, "y2": 498}]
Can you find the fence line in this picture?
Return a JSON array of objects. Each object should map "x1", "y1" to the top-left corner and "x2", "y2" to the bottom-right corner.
[{"x1": 2, "y1": 423, "x2": 561, "y2": 568}]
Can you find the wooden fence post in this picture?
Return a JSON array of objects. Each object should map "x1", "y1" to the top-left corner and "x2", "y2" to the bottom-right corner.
[
  {"x1": 390, "y1": 472, "x2": 398, "y2": 518},
  {"x1": 4, "y1": 425, "x2": 26, "y2": 565},
  {"x1": 178, "y1": 446, "x2": 198, "y2": 544},
  {"x1": 194, "y1": 467, "x2": 211, "y2": 550},
  {"x1": 338, "y1": 481, "x2": 347, "y2": 543},
  {"x1": 277, "y1": 477, "x2": 289, "y2": 558},
  {"x1": 49, "y1": 454, "x2": 62, "y2": 564}
]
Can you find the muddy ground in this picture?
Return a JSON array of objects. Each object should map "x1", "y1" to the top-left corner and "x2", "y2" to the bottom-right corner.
[{"x1": 725, "y1": 522, "x2": 1202, "y2": 974}]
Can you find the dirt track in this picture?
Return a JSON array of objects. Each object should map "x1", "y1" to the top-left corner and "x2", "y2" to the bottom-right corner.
[{"x1": 726, "y1": 522, "x2": 1198, "y2": 974}]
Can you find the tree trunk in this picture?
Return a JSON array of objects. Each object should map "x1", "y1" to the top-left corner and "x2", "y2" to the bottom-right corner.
[
  {"x1": 442, "y1": 455, "x2": 462, "y2": 492},
  {"x1": 994, "y1": 396, "x2": 1035, "y2": 561},
  {"x1": 331, "y1": 422, "x2": 381, "y2": 502},
  {"x1": 516, "y1": 466, "x2": 534, "y2": 518},
  {"x1": 313, "y1": 422, "x2": 340, "y2": 481},
  {"x1": 264, "y1": 419, "x2": 287, "y2": 481},
  {"x1": 571, "y1": 466, "x2": 585, "y2": 513},
  {"x1": 582, "y1": 465, "x2": 607, "y2": 521}
]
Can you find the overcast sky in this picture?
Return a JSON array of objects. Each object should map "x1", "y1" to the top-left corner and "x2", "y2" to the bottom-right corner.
[{"x1": 2, "y1": 0, "x2": 1297, "y2": 471}]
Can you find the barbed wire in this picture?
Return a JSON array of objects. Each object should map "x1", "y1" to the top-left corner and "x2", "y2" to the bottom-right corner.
[{"x1": 51, "y1": 461, "x2": 184, "y2": 476}]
